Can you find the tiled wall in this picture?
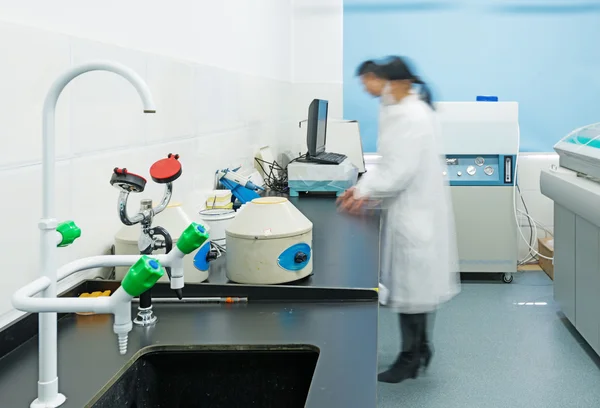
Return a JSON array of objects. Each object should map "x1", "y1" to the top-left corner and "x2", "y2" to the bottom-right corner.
[
  {"x1": 0, "y1": 20, "x2": 294, "y2": 327},
  {"x1": 291, "y1": 0, "x2": 343, "y2": 130}
]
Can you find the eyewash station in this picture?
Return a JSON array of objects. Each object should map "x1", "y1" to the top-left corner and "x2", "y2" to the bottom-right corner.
[
  {"x1": 0, "y1": 63, "x2": 380, "y2": 408},
  {"x1": 541, "y1": 124, "x2": 600, "y2": 357}
]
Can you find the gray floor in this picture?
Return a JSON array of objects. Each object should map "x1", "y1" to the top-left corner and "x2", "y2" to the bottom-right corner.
[{"x1": 377, "y1": 272, "x2": 600, "y2": 408}]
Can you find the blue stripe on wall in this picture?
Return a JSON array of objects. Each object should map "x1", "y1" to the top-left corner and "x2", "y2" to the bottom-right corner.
[{"x1": 343, "y1": 1, "x2": 600, "y2": 153}]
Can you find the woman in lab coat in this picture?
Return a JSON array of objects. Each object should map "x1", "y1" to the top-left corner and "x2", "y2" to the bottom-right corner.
[{"x1": 338, "y1": 56, "x2": 460, "y2": 383}]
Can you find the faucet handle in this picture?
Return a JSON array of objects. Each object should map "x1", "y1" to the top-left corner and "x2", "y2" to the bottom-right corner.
[
  {"x1": 121, "y1": 256, "x2": 165, "y2": 297},
  {"x1": 56, "y1": 221, "x2": 81, "y2": 247},
  {"x1": 150, "y1": 153, "x2": 182, "y2": 184},
  {"x1": 177, "y1": 223, "x2": 210, "y2": 255},
  {"x1": 110, "y1": 168, "x2": 146, "y2": 193}
]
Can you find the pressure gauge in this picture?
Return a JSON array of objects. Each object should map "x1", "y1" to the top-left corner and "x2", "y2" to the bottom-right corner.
[
  {"x1": 484, "y1": 166, "x2": 494, "y2": 176},
  {"x1": 475, "y1": 156, "x2": 485, "y2": 166},
  {"x1": 466, "y1": 165, "x2": 476, "y2": 176}
]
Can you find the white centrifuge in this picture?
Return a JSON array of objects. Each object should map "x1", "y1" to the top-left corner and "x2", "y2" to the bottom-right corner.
[{"x1": 225, "y1": 197, "x2": 313, "y2": 284}]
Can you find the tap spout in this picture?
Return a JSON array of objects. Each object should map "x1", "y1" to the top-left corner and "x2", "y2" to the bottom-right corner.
[{"x1": 42, "y1": 61, "x2": 156, "y2": 219}]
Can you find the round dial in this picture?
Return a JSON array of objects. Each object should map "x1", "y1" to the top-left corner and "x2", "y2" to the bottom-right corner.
[
  {"x1": 475, "y1": 156, "x2": 485, "y2": 166},
  {"x1": 467, "y1": 165, "x2": 476, "y2": 176},
  {"x1": 484, "y1": 166, "x2": 494, "y2": 176}
]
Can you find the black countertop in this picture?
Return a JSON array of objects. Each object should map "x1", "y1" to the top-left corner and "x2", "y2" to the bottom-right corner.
[
  {"x1": 0, "y1": 298, "x2": 378, "y2": 407},
  {"x1": 0, "y1": 196, "x2": 380, "y2": 407}
]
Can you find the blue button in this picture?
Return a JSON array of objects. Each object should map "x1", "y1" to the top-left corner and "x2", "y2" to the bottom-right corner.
[
  {"x1": 196, "y1": 225, "x2": 205, "y2": 233},
  {"x1": 148, "y1": 259, "x2": 159, "y2": 269}
]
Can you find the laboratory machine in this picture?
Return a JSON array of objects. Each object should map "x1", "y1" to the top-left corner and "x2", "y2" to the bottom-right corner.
[
  {"x1": 288, "y1": 99, "x2": 358, "y2": 196},
  {"x1": 288, "y1": 159, "x2": 359, "y2": 197},
  {"x1": 540, "y1": 123, "x2": 600, "y2": 356},
  {"x1": 303, "y1": 99, "x2": 347, "y2": 165},
  {"x1": 225, "y1": 197, "x2": 313, "y2": 284},
  {"x1": 436, "y1": 101, "x2": 519, "y2": 283}
]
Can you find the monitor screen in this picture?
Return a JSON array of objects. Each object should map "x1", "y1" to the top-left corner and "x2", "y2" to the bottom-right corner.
[{"x1": 306, "y1": 99, "x2": 329, "y2": 156}]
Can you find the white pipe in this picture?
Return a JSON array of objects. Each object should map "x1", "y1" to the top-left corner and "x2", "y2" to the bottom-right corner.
[
  {"x1": 13, "y1": 277, "x2": 111, "y2": 313},
  {"x1": 24, "y1": 61, "x2": 156, "y2": 408},
  {"x1": 12, "y1": 251, "x2": 188, "y2": 309},
  {"x1": 56, "y1": 251, "x2": 184, "y2": 282},
  {"x1": 57, "y1": 255, "x2": 165, "y2": 281}
]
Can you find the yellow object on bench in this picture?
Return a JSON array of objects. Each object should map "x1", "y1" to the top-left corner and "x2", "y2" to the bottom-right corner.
[{"x1": 75, "y1": 290, "x2": 111, "y2": 315}]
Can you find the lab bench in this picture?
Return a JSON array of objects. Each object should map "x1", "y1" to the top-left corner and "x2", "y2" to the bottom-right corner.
[{"x1": 0, "y1": 197, "x2": 380, "y2": 408}]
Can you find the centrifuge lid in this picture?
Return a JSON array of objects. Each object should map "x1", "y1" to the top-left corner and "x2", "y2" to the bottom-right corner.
[{"x1": 226, "y1": 197, "x2": 313, "y2": 240}]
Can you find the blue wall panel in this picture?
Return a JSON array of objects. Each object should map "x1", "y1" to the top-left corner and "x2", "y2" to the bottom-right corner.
[{"x1": 343, "y1": 1, "x2": 600, "y2": 152}]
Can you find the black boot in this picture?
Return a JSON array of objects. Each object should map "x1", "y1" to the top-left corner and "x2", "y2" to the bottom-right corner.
[
  {"x1": 420, "y1": 313, "x2": 434, "y2": 371},
  {"x1": 420, "y1": 343, "x2": 433, "y2": 371},
  {"x1": 378, "y1": 314, "x2": 423, "y2": 384},
  {"x1": 377, "y1": 352, "x2": 421, "y2": 383}
]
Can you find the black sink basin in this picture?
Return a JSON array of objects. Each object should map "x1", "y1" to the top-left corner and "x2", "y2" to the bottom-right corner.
[{"x1": 86, "y1": 345, "x2": 319, "y2": 408}]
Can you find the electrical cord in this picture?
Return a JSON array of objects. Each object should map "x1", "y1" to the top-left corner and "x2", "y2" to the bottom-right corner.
[
  {"x1": 513, "y1": 126, "x2": 554, "y2": 261},
  {"x1": 254, "y1": 153, "x2": 307, "y2": 194},
  {"x1": 517, "y1": 183, "x2": 535, "y2": 265},
  {"x1": 255, "y1": 157, "x2": 289, "y2": 193}
]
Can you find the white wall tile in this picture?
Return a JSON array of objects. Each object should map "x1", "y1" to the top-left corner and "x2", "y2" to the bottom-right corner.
[
  {"x1": 70, "y1": 37, "x2": 149, "y2": 154},
  {"x1": 141, "y1": 140, "x2": 199, "y2": 205},
  {"x1": 193, "y1": 65, "x2": 245, "y2": 136},
  {"x1": 145, "y1": 56, "x2": 195, "y2": 143},
  {"x1": 0, "y1": 21, "x2": 71, "y2": 167},
  {"x1": 292, "y1": 0, "x2": 343, "y2": 83},
  {"x1": 516, "y1": 153, "x2": 559, "y2": 191},
  {"x1": 292, "y1": 83, "x2": 343, "y2": 120}
]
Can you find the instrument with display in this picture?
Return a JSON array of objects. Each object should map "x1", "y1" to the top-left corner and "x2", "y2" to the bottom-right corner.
[{"x1": 436, "y1": 101, "x2": 519, "y2": 283}]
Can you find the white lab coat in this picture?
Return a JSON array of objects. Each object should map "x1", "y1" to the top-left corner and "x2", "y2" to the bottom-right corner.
[{"x1": 355, "y1": 93, "x2": 460, "y2": 314}]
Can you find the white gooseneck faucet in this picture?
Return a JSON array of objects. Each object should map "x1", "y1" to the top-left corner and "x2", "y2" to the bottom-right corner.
[
  {"x1": 19, "y1": 62, "x2": 156, "y2": 408},
  {"x1": 39, "y1": 62, "x2": 154, "y2": 408},
  {"x1": 37, "y1": 61, "x2": 156, "y2": 406},
  {"x1": 12, "y1": 61, "x2": 209, "y2": 408}
]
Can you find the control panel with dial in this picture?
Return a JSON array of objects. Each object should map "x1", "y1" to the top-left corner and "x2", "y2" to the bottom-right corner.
[{"x1": 443, "y1": 154, "x2": 515, "y2": 186}]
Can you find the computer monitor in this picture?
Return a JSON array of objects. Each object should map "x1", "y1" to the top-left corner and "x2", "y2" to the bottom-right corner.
[{"x1": 306, "y1": 99, "x2": 328, "y2": 156}]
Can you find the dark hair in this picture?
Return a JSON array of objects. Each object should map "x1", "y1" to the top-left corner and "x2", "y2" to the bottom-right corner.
[
  {"x1": 356, "y1": 56, "x2": 434, "y2": 108},
  {"x1": 356, "y1": 60, "x2": 380, "y2": 76}
]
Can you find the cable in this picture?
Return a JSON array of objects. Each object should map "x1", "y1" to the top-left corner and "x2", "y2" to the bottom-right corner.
[
  {"x1": 254, "y1": 157, "x2": 289, "y2": 193},
  {"x1": 517, "y1": 210, "x2": 553, "y2": 237},
  {"x1": 517, "y1": 183, "x2": 535, "y2": 264},
  {"x1": 254, "y1": 153, "x2": 307, "y2": 194},
  {"x1": 512, "y1": 126, "x2": 554, "y2": 261}
]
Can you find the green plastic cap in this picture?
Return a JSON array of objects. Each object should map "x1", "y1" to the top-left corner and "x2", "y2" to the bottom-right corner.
[
  {"x1": 57, "y1": 221, "x2": 81, "y2": 247},
  {"x1": 121, "y1": 256, "x2": 165, "y2": 297},
  {"x1": 176, "y1": 223, "x2": 209, "y2": 254}
]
